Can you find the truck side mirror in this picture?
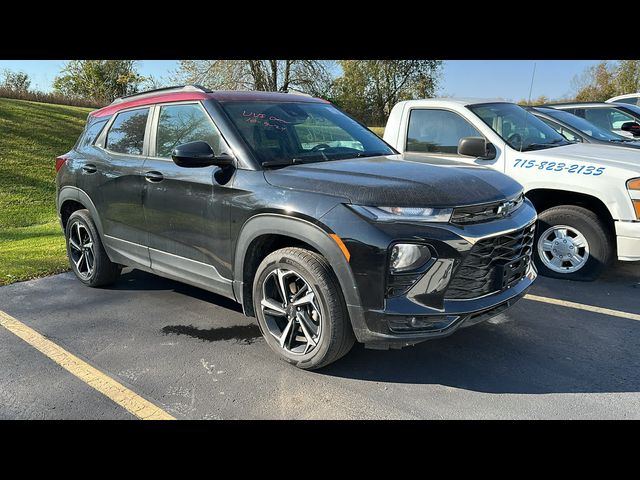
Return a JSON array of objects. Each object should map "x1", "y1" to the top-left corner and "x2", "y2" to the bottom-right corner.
[{"x1": 457, "y1": 137, "x2": 496, "y2": 160}]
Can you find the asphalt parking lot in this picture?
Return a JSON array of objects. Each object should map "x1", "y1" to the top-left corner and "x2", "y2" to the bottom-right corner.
[{"x1": 1, "y1": 262, "x2": 639, "y2": 419}]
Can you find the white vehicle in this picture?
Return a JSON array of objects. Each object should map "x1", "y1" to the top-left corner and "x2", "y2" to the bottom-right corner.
[
  {"x1": 384, "y1": 98, "x2": 640, "y2": 280},
  {"x1": 607, "y1": 93, "x2": 640, "y2": 106}
]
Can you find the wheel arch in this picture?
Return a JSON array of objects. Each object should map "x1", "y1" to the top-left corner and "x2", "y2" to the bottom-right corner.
[
  {"x1": 57, "y1": 186, "x2": 104, "y2": 236},
  {"x1": 525, "y1": 188, "x2": 615, "y2": 236},
  {"x1": 233, "y1": 214, "x2": 362, "y2": 322}
]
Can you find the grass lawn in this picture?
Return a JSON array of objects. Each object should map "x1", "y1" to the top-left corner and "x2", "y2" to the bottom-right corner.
[
  {"x1": 368, "y1": 126, "x2": 385, "y2": 137},
  {"x1": 0, "y1": 98, "x2": 91, "y2": 285}
]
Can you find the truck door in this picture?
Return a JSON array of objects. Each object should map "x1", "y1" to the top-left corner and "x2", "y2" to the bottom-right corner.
[{"x1": 401, "y1": 108, "x2": 503, "y2": 170}]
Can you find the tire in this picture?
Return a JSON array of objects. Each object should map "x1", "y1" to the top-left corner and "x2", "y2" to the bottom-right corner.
[
  {"x1": 252, "y1": 247, "x2": 355, "y2": 370},
  {"x1": 534, "y1": 205, "x2": 613, "y2": 281},
  {"x1": 65, "y1": 209, "x2": 121, "y2": 287}
]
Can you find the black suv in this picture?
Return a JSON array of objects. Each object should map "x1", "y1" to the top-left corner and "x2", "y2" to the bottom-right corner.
[{"x1": 56, "y1": 85, "x2": 537, "y2": 369}]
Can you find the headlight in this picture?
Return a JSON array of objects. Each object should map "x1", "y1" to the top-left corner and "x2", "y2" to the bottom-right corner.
[
  {"x1": 390, "y1": 244, "x2": 432, "y2": 273},
  {"x1": 352, "y1": 205, "x2": 453, "y2": 222},
  {"x1": 627, "y1": 178, "x2": 640, "y2": 219}
]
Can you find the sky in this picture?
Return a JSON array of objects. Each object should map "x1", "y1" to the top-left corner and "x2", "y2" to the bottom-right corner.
[{"x1": 0, "y1": 60, "x2": 600, "y2": 101}]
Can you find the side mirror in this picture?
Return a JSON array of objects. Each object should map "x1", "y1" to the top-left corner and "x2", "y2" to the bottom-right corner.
[
  {"x1": 171, "y1": 141, "x2": 234, "y2": 168},
  {"x1": 457, "y1": 137, "x2": 496, "y2": 160},
  {"x1": 620, "y1": 122, "x2": 640, "y2": 136}
]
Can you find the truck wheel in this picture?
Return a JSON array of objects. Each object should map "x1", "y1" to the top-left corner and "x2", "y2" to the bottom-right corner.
[
  {"x1": 534, "y1": 205, "x2": 612, "y2": 281},
  {"x1": 65, "y1": 209, "x2": 121, "y2": 287},
  {"x1": 252, "y1": 247, "x2": 355, "y2": 370}
]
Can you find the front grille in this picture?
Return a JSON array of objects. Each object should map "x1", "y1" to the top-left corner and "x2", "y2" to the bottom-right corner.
[
  {"x1": 445, "y1": 223, "x2": 535, "y2": 300},
  {"x1": 451, "y1": 194, "x2": 525, "y2": 225}
]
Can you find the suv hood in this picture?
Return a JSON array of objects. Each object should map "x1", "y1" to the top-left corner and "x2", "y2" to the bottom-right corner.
[
  {"x1": 535, "y1": 143, "x2": 640, "y2": 171},
  {"x1": 264, "y1": 155, "x2": 522, "y2": 208}
]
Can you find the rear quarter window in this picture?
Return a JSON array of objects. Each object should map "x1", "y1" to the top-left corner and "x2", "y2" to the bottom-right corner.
[{"x1": 76, "y1": 119, "x2": 107, "y2": 151}]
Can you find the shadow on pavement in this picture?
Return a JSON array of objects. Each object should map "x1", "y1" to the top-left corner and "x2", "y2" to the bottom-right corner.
[
  {"x1": 108, "y1": 267, "x2": 640, "y2": 395},
  {"x1": 107, "y1": 269, "x2": 243, "y2": 313},
  {"x1": 320, "y1": 305, "x2": 640, "y2": 394}
]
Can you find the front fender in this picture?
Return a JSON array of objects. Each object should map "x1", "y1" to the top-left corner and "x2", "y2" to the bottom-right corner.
[{"x1": 233, "y1": 213, "x2": 368, "y2": 340}]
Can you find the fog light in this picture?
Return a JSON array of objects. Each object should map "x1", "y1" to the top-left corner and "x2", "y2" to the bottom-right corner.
[{"x1": 390, "y1": 244, "x2": 432, "y2": 273}]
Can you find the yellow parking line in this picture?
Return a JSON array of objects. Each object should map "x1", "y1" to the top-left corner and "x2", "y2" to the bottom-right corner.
[
  {"x1": 0, "y1": 310, "x2": 175, "y2": 420},
  {"x1": 524, "y1": 294, "x2": 640, "y2": 321}
]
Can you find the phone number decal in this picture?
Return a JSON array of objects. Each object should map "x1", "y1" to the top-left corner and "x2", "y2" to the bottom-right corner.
[{"x1": 513, "y1": 159, "x2": 605, "y2": 176}]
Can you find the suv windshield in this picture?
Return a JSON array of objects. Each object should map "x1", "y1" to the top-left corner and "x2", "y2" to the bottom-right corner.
[
  {"x1": 220, "y1": 101, "x2": 395, "y2": 166},
  {"x1": 469, "y1": 103, "x2": 570, "y2": 151},
  {"x1": 540, "y1": 108, "x2": 627, "y2": 141}
]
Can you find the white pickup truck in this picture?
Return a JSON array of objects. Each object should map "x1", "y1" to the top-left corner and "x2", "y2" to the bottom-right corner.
[{"x1": 383, "y1": 98, "x2": 640, "y2": 280}]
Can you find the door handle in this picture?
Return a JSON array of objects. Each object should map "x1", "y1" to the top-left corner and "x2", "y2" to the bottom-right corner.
[
  {"x1": 82, "y1": 163, "x2": 97, "y2": 174},
  {"x1": 144, "y1": 171, "x2": 164, "y2": 183}
]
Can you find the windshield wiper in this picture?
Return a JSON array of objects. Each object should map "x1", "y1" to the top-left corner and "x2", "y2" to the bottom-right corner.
[
  {"x1": 523, "y1": 139, "x2": 567, "y2": 151},
  {"x1": 352, "y1": 151, "x2": 392, "y2": 158},
  {"x1": 262, "y1": 157, "x2": 326, "y2": 168}
]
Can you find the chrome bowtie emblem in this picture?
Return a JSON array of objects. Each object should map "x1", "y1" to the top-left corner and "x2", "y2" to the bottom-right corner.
[{"x1": 497, "y1": 201, "x2": 514, "y2": 216}]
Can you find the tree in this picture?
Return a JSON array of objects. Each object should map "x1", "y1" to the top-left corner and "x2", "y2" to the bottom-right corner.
[
  {"x1": 571, "y1": 60, "x2": 640, "y2": 102},
  {"x1": 517, "y1": 95, "x2": 550, "y2": 106},
  {"x1": 616, "y1": 60, "x2": 640, "y2": 94},
  {"x1": 53, "y1": 60, "x2": 146, "y2": 104},
  {"x1": 330, "y1": 60, "x2": 443, "y2": 125},
  {"x1": 1, "y1": 70, "x2": 31, "y2": 93},
  {"x1": 172, "y1": 60, "x2": 334, "y2": 96}
]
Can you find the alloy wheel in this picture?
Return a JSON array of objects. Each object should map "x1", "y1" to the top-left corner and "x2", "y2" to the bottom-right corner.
[
  {"x1": 260, "y1": 268, "x2": 322, "y2": 355},
  {"x1": 68, "y1": 221, "x2": 95, "y2": 279}
]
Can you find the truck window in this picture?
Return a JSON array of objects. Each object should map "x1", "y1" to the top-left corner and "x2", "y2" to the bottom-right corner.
[{"x1": 406, "y1": 109, "x2": 481, "y2": 154}]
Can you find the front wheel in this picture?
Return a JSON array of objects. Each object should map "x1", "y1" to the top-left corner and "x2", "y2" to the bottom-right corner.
[
  {"x1": 252, "y1": 247, "x2": 355, "y2": 370},
  {"x1": 534, "y1": 205, "x2": 613, "y2": 281}
]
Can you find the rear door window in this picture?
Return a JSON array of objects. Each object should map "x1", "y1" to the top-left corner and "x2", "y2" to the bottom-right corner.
[{"x1": 106, "y1": 108, "x2": 150, "y2": 155}]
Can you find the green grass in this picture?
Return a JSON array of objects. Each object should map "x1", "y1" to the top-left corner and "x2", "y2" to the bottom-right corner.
[
  {"x1": 368, "y1": 126, "x2": 385, "y2": 137},
  {"x1": 0, "y1": 98, "x2": 92, "y2": 285}
]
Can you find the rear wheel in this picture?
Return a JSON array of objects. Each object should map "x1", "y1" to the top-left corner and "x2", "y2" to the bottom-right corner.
[
  {"x1": 65, "y1": 209, "x2": 121, "y2": 287},
  {"x1": 534, "y1": 205, "x2": 613, "y2": 281},
  {"x1": 252, "y1": 247, "x2": 355, "y2": 370}
]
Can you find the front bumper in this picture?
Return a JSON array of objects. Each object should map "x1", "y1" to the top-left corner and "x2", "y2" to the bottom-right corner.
[
  {"x1": 323, "y1": 199, "x2": 538, "y2": 348},
  {"x1": 615, "y1": 220, "x2": 640, "y2": 261},
  {"x1": 350, "y1": 262, "x2": 536, "y2": 348}
]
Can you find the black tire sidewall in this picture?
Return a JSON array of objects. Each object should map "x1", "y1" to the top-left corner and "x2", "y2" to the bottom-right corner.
[
  {"x1": 253, "y1": 252, "x2": 338, "y2": 369},
  {"x1": 534, "y1": 207, "x2": 611, "y2": 281}
]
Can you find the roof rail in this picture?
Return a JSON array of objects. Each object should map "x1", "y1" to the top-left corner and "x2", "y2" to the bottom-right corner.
[{"x1": 110, "y1": 85, "x2": 211, "y2": 105}]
